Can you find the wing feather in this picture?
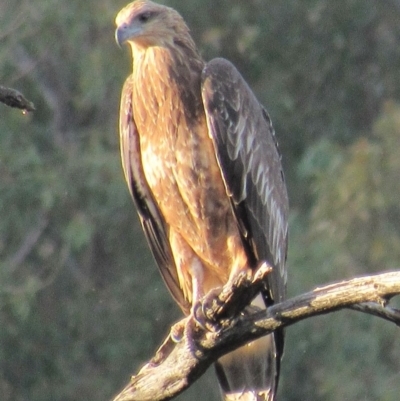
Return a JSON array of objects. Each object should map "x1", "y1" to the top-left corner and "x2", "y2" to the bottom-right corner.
[
  {"x1": 201, "y1": 58, "x2": 289, "y2": 304},
  {"x1": 119, "y1": 75, "x2": 190, "y2": 314}
]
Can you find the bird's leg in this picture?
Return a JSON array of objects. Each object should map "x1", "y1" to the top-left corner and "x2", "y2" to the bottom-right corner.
[
  {"x1": 190, "y1": 259, "x2": 216, "y2": 330},
  {"x1": 169, "y1": 267, "x2": 202, "y2": 342},
  {"x1": 190, "y1": 259, "x2": 204, "y2": 313}
]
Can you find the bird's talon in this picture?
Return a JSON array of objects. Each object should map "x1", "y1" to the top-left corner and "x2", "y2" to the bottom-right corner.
[
  {"x1": 202, "y1": 287, "x2": 224, "y2": 317},
  {"x1": 192, "y1": 301, "x2": 207, "y2": 329},
  {"x1": 190, "y1": 288, "x2": 226, "y2": 332}
]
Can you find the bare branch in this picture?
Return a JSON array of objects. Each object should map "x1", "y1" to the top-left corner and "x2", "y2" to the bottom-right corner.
[
  {"x1": 349, "y1": 302, "x2": 400, "y2": 326},
  {"x1": 111, "y1": 271, "x2": 400, "y2": 401},
  {"x1": 0, "y1": 85, "x2": 35, "y2": 112}
]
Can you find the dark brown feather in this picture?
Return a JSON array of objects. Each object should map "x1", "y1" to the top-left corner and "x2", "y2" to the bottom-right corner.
[
  {"x1": 201, "y1": 58, "x2": 289, "y2": 304},
  {"x1": 201, "y1": 59, "x2": 289, "y2": 398}
]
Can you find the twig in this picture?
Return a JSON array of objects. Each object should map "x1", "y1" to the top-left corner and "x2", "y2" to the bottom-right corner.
[
  {"x1": 349, "y1": 302, "x2": 400, "y2": 326},
  {"x1": 0, "y1": 85, "x2": 35, "y2": 112},
  {"x1": 111, "y1": 271, "x2": 400, "y2": 401}
]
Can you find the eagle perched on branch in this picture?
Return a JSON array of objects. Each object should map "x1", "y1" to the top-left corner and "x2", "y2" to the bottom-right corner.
[{"x1": 115, "y1": 1, "x2": 289, "y2": 400}]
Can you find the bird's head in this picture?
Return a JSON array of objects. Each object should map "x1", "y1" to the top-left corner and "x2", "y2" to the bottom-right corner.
[{"x1": 115, "y1": 0, "x2": 190, "y2": 50}]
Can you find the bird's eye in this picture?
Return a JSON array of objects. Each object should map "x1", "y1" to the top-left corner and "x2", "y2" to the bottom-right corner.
[{"x1": 138, "y1": 12, "x2": 152, "y2": 23}]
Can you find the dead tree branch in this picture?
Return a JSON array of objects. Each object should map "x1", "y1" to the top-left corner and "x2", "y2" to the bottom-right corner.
[
  {"x1": 0, "y1": 85, "x2": 35, "y2": 112},
  {"x1": 112, "y1": 271, "x2": 400, "y2": 401}
]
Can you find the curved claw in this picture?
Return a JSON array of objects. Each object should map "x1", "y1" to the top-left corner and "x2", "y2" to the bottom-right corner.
[{"x1": 191, "y1": 301, "x2": 204, "y2": 327}]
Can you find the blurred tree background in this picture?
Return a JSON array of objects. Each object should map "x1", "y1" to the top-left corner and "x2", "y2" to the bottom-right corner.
[{"x1": 1, "y1": 0, "x2": 399, "y2": 400}]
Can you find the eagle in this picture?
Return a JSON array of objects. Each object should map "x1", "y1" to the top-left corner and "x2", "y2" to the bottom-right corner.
[{"x1": 115, "y1": 1, "x2": 289, "y2": 400}]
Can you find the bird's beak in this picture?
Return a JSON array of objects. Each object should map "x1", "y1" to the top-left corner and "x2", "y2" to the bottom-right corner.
[{"x1": 115, "y1": 23, "x2": 142, "y2": 48}]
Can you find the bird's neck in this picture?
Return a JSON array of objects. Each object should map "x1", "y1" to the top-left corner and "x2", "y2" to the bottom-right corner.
[{"x1": 131, "y1": 42, "x2": 205, "y2": 124}]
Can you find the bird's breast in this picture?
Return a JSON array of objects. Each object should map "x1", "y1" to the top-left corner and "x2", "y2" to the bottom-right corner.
[
  {"x1": 131, "y1": 55, "x2": 243, "y2": 276},
  {"x1": 138, "y1": 106, "x2": 229, "y2": 238}
]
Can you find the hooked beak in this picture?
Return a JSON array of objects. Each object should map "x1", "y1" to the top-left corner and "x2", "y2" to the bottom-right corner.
[{"x1": 115, "y1": 23, "x2": 142, "y2": 48}]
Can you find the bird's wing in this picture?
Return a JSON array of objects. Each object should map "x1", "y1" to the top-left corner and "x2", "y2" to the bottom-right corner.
[
  {"x1": 201, "y1": 58, "x2": 289, "y2": 304},
  {"x1": 119, "y1": 75, "x2": 190, "y2": 314}
]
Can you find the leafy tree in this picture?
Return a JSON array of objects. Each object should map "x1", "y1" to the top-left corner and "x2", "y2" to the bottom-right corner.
[{"x1": 281, "y1": 102, "x2": 400, "y2": 401}]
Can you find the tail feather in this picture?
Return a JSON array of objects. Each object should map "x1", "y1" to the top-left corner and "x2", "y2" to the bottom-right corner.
[{"x1": 215, "y1": 295, "x2": 283, "y2": 401}]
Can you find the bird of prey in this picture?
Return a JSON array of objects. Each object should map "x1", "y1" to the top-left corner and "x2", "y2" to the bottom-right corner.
[{"x1": 115, "y1": 1, "x2": 289, "y2": 400}]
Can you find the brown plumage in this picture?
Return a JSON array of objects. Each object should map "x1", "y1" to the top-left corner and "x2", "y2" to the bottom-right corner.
[{"x1": 115, "y1": 1, "x2": 289, "y2": 400}]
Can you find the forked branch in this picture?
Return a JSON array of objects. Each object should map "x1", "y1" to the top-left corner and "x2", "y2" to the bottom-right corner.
[{"x1": 112, "y1": 271, "x2": 400, "y2": 401}]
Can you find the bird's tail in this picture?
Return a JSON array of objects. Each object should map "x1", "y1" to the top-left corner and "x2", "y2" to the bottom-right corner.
[{"x1": 214, "y1": 295, "x2": 283, "y2": 401}]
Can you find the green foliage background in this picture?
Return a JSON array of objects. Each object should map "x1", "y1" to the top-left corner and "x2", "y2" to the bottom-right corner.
[{"x1": 1, "y1": 1, "x2": 399, "y2": 400}]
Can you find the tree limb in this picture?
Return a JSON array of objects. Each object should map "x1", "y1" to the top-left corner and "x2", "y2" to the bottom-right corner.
[
  {"x1": 111, "y1": 271, "x2": 400, "y2": 401},
  {"x1": 348, "y1": 302, "x2": 400, "y2": 326},
  {"x1": 0, "y1": 85, "x2": 35, "y2": 112}
]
